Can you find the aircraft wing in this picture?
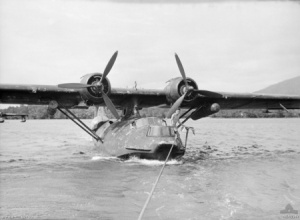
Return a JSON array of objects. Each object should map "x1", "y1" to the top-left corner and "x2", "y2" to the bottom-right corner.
[
  {"x1": 108, "y1": 89, "x2": 300, "y2": 110},
  {"x1": 0, "y1": 84, "x2": 82, "y2": 108},
  {"x1": 2, "y1": 50, "x2": 299, "y2": 113},
  {"x1": 192, "y1": 92, "x2": 300, "y2": 110},
  {"x1": 1, "y1": 84, "x2": 300, "y2": 111},
  {"x1": 0, "y1": 84, "x2": 168, "y2": 108}
]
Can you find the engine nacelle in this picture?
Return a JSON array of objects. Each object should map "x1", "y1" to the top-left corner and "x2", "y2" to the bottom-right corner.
[
  {"x1": 164, "y1": 77, "x2": 198, "y2": 104},
  {"x1": 79, "y1": 73, "x2": 111, "y2": 105},
  {"x1": 191, "y1": 103, "x2": 220, "y2": 120}
]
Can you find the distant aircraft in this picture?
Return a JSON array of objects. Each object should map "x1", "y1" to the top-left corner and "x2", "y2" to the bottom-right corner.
[
  {"x1": 0, "y1": 112, "x2": 28, "y2": 123},
  {"x1": 0, "y1": 51, "x2": 299, "y2": 160}
]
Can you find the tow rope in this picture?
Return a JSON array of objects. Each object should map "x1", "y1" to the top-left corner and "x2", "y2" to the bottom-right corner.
[{"x1": 137, "y1": 143, "x2": 175, "y2": 220}]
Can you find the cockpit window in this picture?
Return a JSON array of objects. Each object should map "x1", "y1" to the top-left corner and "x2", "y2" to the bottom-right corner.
[{"x1": 147, "y1": 126, "x2": 175, "y2": 137}]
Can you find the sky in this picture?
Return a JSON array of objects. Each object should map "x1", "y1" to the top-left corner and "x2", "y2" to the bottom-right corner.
[{"x1": 0, "y1": 0, "x2": 300, "y2": 95}]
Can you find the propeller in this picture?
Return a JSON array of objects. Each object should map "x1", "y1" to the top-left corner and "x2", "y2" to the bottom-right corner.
[
  {"x1": 166, "y1": 53, "x2": 223, "y2": 118},
  {"x1": 102, "y1": 93, "x2": 120, "y2": 120},
  {"x1": 99, "y1": 51, "x2": 118, "y2": 86},
  {"x1": 166, "y1": 53, "x2": 192, "y2": 118},
  {"x1": 175, "y1": 53, "x2": 223, "y2": 97},
  {"x1": 58, "y1": 51, "x2": 118, "y2": 90},
  {"x1": 165, "y1": 93, "x2": 186, "y2": 118},
  {"x1": 58, "y1": 51, "x2": 120, "y2": 119},
  {"x1": 175, "y1": 53, "x2": 189, "y2": 89}
]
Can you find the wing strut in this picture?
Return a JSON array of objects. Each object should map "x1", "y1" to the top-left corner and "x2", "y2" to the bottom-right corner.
[
  {"x1": 179, "y1": 106, "x2": 195, "y2": 119},
  {"x1": 57, "y1": 107, "x2": 103, "y2": 143},
  {"x1": 177, "y1": 105, "x2": 203, "y2": 128},
  {"x1": 279, "y1": 103, "x2": 289, "y2": 112}
]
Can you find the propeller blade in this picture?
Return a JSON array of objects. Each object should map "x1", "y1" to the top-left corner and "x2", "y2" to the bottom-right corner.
[
  {"x1": 175, "y1": 53, "x2": 189, "y2": 88},
  {"x1": 195, "y1": 90, "x2": 223, "y2": 98},
  {"x1": 166, "y1": 93, "x2": 186, "y2": 118},
  {"x1": 100, "y1": 51, "x2": 118, "y2": 85},
  {"x1": 58, "y1": 83, "x2": 94, "y2": 89},
  {"x1": 102, "y1": 93, "x2": 120, "y2": 120}
]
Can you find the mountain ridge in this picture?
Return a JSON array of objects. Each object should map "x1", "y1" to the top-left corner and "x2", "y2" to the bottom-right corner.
[{"x1": 255, "y1": 76, "x2": 300, "y2": 95}]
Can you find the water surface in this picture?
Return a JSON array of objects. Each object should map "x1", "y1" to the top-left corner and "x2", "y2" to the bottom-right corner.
[{"x1": 0, "y1": 119, "x2": 299, "y2": 219}]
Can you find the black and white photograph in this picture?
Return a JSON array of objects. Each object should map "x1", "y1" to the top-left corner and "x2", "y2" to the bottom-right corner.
[{"x1": 0, "y1": 0, "x2": 300, "y2": 219}]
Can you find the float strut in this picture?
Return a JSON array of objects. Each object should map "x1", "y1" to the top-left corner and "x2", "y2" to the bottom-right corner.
[
  {"x1": 177, "y1": 105, "x2": 203, "y2": 129},
  {"x1": 57, "y1": 107, "x2": 103, "y2": 143}
]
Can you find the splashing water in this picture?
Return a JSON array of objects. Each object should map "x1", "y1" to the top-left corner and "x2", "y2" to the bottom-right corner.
[{"x1": 124, "y1": 156, "x2": 183, "y2": 166}]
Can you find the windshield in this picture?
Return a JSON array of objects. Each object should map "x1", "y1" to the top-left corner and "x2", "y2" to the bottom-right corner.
[{"x1": 147, "y1": 126, "x2": 175, "y2": 137}]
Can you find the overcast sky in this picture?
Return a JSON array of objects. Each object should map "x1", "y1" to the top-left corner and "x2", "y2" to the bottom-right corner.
[{"x1": 0, "y1": 0, "x2": 300, "y2": 94}]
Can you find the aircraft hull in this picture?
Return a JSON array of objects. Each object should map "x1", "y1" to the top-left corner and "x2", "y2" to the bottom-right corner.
[{"x1": 92, "y1": 117, "x2": 185, "y2": 160}]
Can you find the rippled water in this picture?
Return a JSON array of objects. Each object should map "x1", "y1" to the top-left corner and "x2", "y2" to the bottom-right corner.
[{"x1": 0, "y1": 119, "x2": 300, "y2": 219}]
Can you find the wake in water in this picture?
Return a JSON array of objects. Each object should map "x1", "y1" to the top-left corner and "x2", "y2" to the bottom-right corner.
[
  {"x1": 124, "y1": 156, "x2": 183, "y2": 166},
  {"x1": 184, "y1": 142, "x2": 300, "y2": 163},
  {"x1": 91, "y1": 155, "x2": 119, "y2": 161},
  {"x1": 90, "y1": 155, "x2": 182, "y2": 166},
  {"x1": 90, "y1": 141, "x2": 300, "y2": 166}
]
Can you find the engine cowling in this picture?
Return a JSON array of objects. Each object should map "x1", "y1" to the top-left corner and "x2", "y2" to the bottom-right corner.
[
  {"x1": 164, "y1": 77, "x2": 198, "y2": 104},
  {"x1": 79, "y1": 73, "x2": 111, "y2": 105}
]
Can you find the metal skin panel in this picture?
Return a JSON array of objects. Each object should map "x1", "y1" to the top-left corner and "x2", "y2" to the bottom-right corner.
[{"x1": 92, "y1": 117, "x2": 185, "y2": 160}]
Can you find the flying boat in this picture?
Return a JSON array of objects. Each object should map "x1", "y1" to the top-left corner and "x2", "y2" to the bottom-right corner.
[
  {"x1": 0, "y1": 112, "x2": 28, "y2": 123},
  {"x1": 1, "y1": 51, "x2": 300, "y2": 160}
]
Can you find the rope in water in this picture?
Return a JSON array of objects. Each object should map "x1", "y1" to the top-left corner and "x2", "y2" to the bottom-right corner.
[{"x1": 137, "y1": 143, "x2": 175, "y2": 220}]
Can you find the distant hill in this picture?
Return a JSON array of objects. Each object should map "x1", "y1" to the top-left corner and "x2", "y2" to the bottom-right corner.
[{"x1": 255, "y1": 76, "x2": 300, "y2": 95}]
